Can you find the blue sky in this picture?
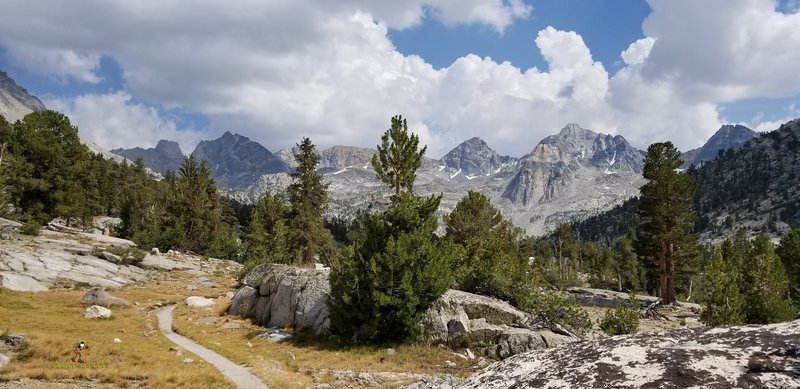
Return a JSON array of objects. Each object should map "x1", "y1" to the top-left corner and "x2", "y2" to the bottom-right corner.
[{"x1": 1, "y1": 0, "x2": 799, "y2": 158}]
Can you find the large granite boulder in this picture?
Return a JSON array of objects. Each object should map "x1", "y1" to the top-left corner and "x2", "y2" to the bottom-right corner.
[
  {"x1": 461, "y1": 319, "x2": 800, "y2": 388},
  {"x1": 82, "y1": 286, "x2": 131, "y2": 307},
  {"x1": 230, "y1": 264, "x2": 574, "y2": 357},
  {"x1": 421, "y1": 290, "x2": 574, "y2": 358},
  {"x1": 229, "y1": 263, "x2": 331, "y2": 334}
]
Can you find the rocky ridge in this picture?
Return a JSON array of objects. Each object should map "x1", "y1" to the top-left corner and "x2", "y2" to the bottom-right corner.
[
  {"x1": 462, "y1": 319, "x2": 800, "y2": 388},
  {"x1": 0, "y1": 70, "x2": 45, "y2": 122},
  {"x1": 112, "y1": 140, "x2": 185, "y2": 174},
  {"x1": 236, "y1": 124, "x2": 645, "y2": 236}
]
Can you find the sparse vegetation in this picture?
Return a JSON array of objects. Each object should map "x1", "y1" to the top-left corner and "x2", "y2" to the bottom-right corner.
[{"x1": 599, "y1": 294, "x2": 640, "y2": 335}]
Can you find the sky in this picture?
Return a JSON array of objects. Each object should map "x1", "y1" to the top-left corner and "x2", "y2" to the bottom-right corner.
[{"x1": 2, "y1": 0, "x2": 800, "y2": 159}]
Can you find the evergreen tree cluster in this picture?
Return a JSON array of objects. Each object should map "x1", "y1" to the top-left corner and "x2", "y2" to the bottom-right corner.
[
  {"x1": 699, "y1": 231, "x2": 797, "y2": 325},
  {"x1": 0, "y1": 111, "x2": 240, "y2": 260}
]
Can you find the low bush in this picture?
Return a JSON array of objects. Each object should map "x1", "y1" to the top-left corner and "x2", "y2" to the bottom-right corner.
[{"x1": 600, "y1": 294, "x2": 640, "y2": 335}]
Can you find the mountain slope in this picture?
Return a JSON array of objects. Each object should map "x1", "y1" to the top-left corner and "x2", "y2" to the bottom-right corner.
[
  {"x1": 112, "y1": 140, "x2": 185, "y2": 174},
  {"x1": 0, "y1": 70, "x2": 46, "y2": 122},
  {"x1": 192, "y1": 131, "x2": 291, "y2": 189},
  {"x1": 682, "y1": 124, "x2": 757, "y2": 168},
  {"x1": 574, "y1": 118, "x2": 800, "y2": 243}
]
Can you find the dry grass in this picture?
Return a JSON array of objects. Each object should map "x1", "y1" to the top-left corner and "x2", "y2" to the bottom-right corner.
[
  {"x1": 0, "y1": 270, "x2": 236, "y2": 389},
  {"x1": 171, "y1": 299, "x2": 475, "y2": 388}
]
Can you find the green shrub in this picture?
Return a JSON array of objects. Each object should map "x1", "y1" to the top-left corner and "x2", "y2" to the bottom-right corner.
[
  {"x1": 600, "y1": 295, "x2": 640, "y2": 335},
  {"x1": 19, "y1": 220, "x2": 40, "y2": 236},
  {"x1": 517, "y1": 289, "x2": 593, "y2": 335}
]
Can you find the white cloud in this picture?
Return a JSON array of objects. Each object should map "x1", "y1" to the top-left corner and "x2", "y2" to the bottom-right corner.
[
  {"x1": 2, "y1": 0, "x2": 800, "y2": 157},
  {"x1": 45, "y1": 92, "x2": 202, "y2": 153},
  {"x1": 621, "y1": 37, "x2": 655, "y2": 66},
  {"x1": 7, "y1": 46, "x2": 101, "y2": 84}
]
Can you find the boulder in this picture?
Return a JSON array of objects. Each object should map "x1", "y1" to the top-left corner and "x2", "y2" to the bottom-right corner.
[
  {"x1": 186, "y1": 296, "x2": 214, "y2": 308},
  {"x1": 84, "y1": 305, "x2": 112, "y2": 319},
  {"x1": 82, "y1": 287, "x2": 131, "y2": 307},
  {"x1": 229, "y1": 263, "x2": 330, "y2": 334},
  {"x1": 420, "y1": 290, "x2": 574, "y2": 358},
  {"x1": 0, "y1": 353, "x2": 8, "y2": 369},
  {"x1": 462, "y1": 319, "x2": 800, "y2": 388},
  {"x1": 3, "y1": 334, "x2": 28, "y2": 351}
]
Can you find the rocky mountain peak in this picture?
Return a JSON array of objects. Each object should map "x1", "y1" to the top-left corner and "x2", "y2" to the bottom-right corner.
[
  {"x1": 0, "y1": 70, "x2": 46, "y2": 122},
  {"x1": 439, "y1": 136, "x2": 512, "y2": 177},
  {"x1": 155, "y1": 140, "x2": 183, "y2": 156},
  {"x1": 192, "y1": 132, "x2": 290, "y2": 189},
  {"x1": 683, "y1": 124, "x2": 757, "y2": 167}
]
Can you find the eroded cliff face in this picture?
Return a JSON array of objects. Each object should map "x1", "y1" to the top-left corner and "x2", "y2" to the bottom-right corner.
[{"x1": 462, "y1": 319, "x2": 800, "y2": 389}]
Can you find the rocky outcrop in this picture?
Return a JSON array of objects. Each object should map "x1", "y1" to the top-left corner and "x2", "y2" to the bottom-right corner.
[
  {"x1": 82, "y1": 286, "x2": 131, "y2": 307},
  {"x1": 229, "y1": 263, "x2": 331, "y2": 334},
  {"x1": 0, "y1": 227, "x2": 149, "y2": 291},
  {"x1": 230, "y1": 265, "x2": 573, "y2": 357},
  {"x1": 421, "y1": 290, "x2": 575, "y2": 359},
  {"x1": 462, "y1": 319, "x2": 800, "y2": 388}
]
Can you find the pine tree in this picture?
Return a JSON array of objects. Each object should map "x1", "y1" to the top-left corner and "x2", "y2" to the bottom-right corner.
[
  {"x1": 700, "y1": 249, "x2": 744, "y2": 326},
  {"x1": 616, "y1": 228, "x2": 644, "y2": 292},
  {"x1": 6, "y1": 111, "x2": 92, "y2": 225},
  {"x1": 329, "y1": 115, "x2": 454, "y2": 343},
  {"x1": 244, "y1": 192, "x2": 291, "y2": 265},
  {"x1": 286, "y1": 137, "x2": 335, "y2": 265},
  {"x1": 776, "y1": 228, "x2": 800, "y2": 303},
  {"x1": 636, "y1": 142, "x2": 699, "y2": 304},
  {"x1": 371, "y1": 115, "x2": 426, "y2": 197},
  {"x1": 741, "y1": 235, "x2": 795, "y2": 323},
  {"x1": 444, "y1": 191, "x2": 529, "y2": 301}
]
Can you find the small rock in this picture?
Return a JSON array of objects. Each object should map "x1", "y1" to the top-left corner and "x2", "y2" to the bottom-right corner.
[
  {"x1": 246, "y1": 342, "x2": 253, "y2": 348},
  {"x1": 0, "y1": 353, "x2": 9, "y2": 369},
  {"x1": 193, "y1": 277, "x2": 217, "y2": 288},
  {"x1": 4, "y1": 334, "x2": 28, "y2": 351},
  {"x1": 84, "y1": 305, "x2": 112, "y2": 319},
  {"x1": 150, "y1": 248, "x2": 160, "y2": 255},
  {"x1": 100, "y1": 251, "x2": 121, "y2": 263},
  {"x1": 222, "y1": 322, "x2": 241, "y2": 329},
  {"x1": 385, "y1": 348, "x2": 397, "y2": 355},
  {"x1": 453, "y1": 352, "x2": 469, "y2": 361},
  {"x1": 288, "y1": 352, "x2": 296, "y2": 361},
  {"x1": 187, "y1": 284, "x2": 198, "y2": 291},
  {"x1": 113, "y1": 338, "x2": 122, "y2": 343},
  {"x1": 466, "y1": 348, "x2": 475, "y2": 359},
  {"x1": 0, "y1": 233, "x2": 11, "y2": 240},
  {"x1": 183, "y1": 358, "x2": 194, "y2": 363},
  {"x1": 445, "y1": 360, "x2": 456, "y2": 368},
  {"x1": 225, "y1": 291, "x2": 236, "y2": 299},
  {"x1": 185, "y1": 296, "x2": 214, "y2": 308},
  {"x1": 316, "y1": 385, "x2": 333, "y2": 389}
]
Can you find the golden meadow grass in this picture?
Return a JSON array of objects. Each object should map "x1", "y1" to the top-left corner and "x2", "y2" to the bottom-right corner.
[
  {"x1": 1, "y1": 262, "x2": 472, "y2": 388},
  {"x1": 0, "y1": 270, "x2": 235, "y2": 389}
]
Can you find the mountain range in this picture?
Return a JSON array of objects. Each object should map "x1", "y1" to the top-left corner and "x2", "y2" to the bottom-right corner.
[{"x1": 0, "y1": 69, "x2": 776, "y2": 237}]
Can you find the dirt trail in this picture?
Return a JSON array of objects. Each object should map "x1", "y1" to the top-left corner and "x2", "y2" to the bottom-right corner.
[{"x1": 155, "y1": 305, "x2": 268, "y2": 389}]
